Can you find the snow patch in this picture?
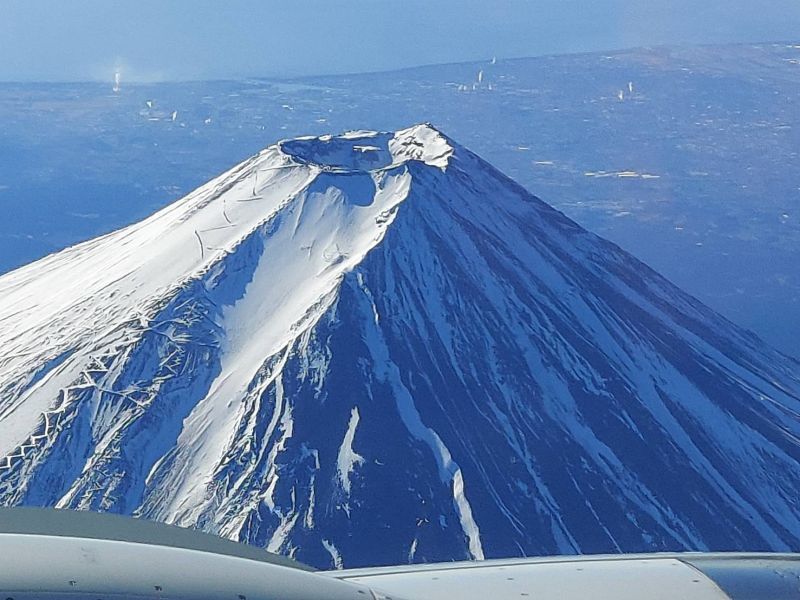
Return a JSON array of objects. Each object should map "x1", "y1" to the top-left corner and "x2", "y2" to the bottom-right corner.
[
  {"x1": 322, "y1": 538, "x2": 344, "y2": 569},
  {"x1": 337, "y1": 407, "x2": 364, "y2": 495}
]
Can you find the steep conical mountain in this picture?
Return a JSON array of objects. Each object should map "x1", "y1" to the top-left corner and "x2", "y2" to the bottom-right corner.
[{"x1": 0, "y1": 124, "x2": 799, "y2": 569}]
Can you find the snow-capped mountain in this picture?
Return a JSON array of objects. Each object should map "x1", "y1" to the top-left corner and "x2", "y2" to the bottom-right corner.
[{"x1": 0, "y1": 124, "x2": 799, "y2": 569}]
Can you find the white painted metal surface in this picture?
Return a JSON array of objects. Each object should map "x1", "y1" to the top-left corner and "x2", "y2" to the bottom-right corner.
[
  {"x1": 1, "y1": 509, "x2": 799, "y2": 600},
  {"x1": 0, "y1": 533, "x2": 372, "y2": 600},
  {"x1": 335, "y1": 556, "x2": 730, "y2": 600}
]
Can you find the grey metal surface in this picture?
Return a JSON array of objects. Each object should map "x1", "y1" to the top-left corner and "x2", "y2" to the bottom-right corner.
[
  {"x1": 337, "y1": 557, "x2": 729, "y2": 600},
  {"x1": 0, "y1": 533, "x2": 375, "y2": 600},
  {"x1": 1, "y1": 510, "x2": 798, "y2": 600},
  {"x1": 331, "y1": 553, "x2": 800, "y2": 600},
  {"x1": 686, "y1": 556, "x2": 800, "y2": 599},
  {"x1": 0, "y1": 507, "x2": 310, "y2": 571},
  {"x1": 330, "y1": 552, "x2": 800, "y2": 578}
]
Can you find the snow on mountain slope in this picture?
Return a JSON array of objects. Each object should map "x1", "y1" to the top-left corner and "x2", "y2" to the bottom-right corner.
[{"x1": 0, "y1": 124, "x2": 799, "y2": 569}]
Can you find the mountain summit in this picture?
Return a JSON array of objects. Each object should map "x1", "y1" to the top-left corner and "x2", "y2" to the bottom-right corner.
[{"x1": 0, "y1": 124, "x2": 799, "y2": 568}]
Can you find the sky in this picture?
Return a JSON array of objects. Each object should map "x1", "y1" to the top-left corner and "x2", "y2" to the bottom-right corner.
[{"x1": 3, "y1": 0, "x2": 800, "y2": 81}]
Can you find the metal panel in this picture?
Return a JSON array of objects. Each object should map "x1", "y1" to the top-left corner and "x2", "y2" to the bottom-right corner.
[
  {"x1": 0, "y1": 507, "x2": 308, "y2": 571},
  {"x1": 0, "y1": 534, "x2": 371, "y2": 600},
  {"x1": 338, "y1": 557, "x2": 730, "y2": 600},
  {"x1": 685, "y1": 557, "x2": 800, "y2": 599}
]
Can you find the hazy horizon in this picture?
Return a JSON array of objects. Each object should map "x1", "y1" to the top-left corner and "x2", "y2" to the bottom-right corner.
[{"x1": 3, "y1": 0, "x2": 800, "y2": 83}]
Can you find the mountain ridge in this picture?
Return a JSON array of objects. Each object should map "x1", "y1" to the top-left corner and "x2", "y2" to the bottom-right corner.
[{"x1": 0, "y1": 124, "x2": 799, "y2": 569}]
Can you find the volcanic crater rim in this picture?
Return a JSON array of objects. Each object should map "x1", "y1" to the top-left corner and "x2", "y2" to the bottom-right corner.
[{"x1": 278, "y1": 123, "x2": 454, "y2": 173}]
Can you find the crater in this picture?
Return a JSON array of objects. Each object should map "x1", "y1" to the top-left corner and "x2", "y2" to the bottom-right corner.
[
  {"x1": 279, "y1": 124, "x2": 454, "y2": 172},
  {"x1": 280, "y1": 131, "x2": 395, "y2": 172}
]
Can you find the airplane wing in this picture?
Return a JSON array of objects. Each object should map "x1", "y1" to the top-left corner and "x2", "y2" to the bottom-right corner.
[
  {"x1": 329, "y1": 553, "x2": 800, "y2": 599},
  {"x1": 0, "y1": 508, "x2": 797, "y2": 600}
]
